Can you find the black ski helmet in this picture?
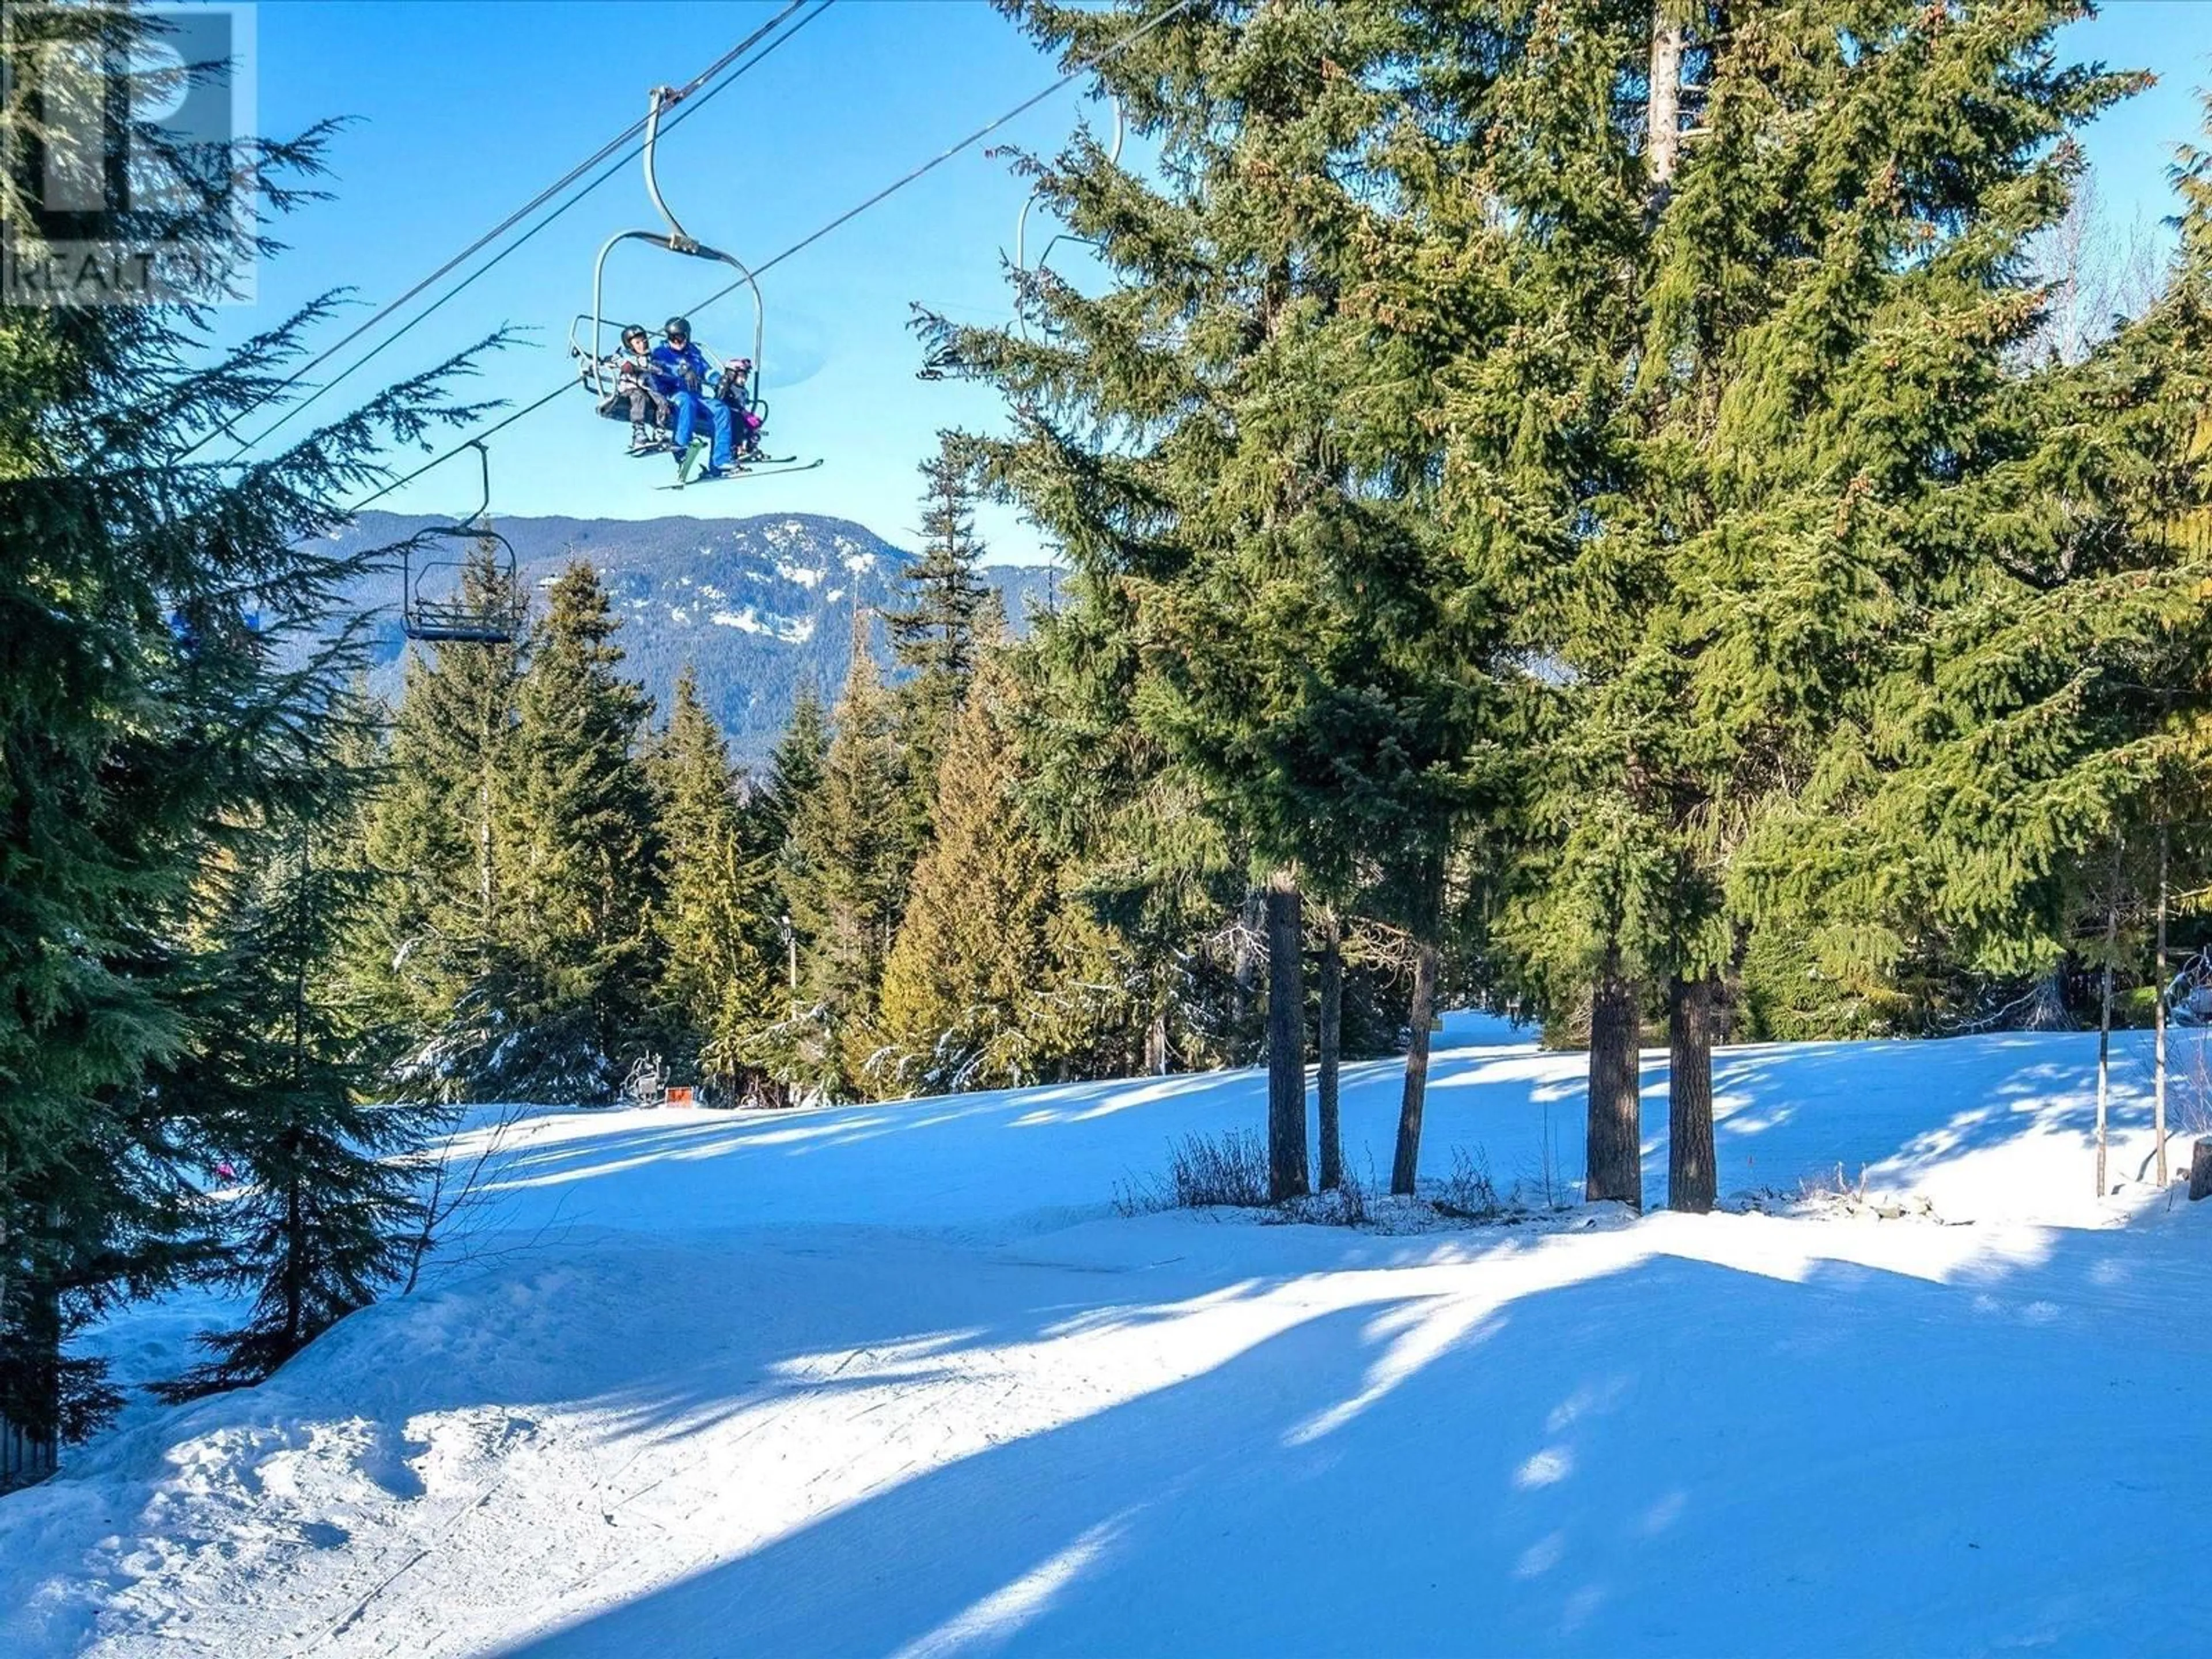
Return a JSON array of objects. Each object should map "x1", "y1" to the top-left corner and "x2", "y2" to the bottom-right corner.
[{"x1": 663, "y1": 316, "x2": 691, "y2": 342}]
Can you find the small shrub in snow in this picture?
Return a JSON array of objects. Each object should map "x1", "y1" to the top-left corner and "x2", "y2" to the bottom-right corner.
[
  {"x1": 1168, "y1": 1128, "x2": 1272, "y2": 1208},
  {"x1": 1282, "y1": 1157, "x2": 1373, "y2": 1228},
  {"x1": 1436, "y1": 1146, "x2": 1501, "y2": 1219},
  {"x1": 1111, "y1": 1174, "x2": 1167, "y2": 1217},
  {"x1": 1798, "y1": 1161, "x2": 1868, "y2": 1205},
  {"x1": 1114, "y1": 1128, "x2": 1276, "y2": 1215},
  {"x1": 1333, "y1": 1158, "x2": 1371, "y2": 1227},
  {"x1": 1513, "y1": 1105, "x2": 1571, "y2": 1210}
]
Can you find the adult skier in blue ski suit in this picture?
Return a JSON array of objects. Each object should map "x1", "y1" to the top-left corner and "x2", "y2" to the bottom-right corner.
[{"x1": 650, "y1": 316, "x2": 734, "y2": 474}]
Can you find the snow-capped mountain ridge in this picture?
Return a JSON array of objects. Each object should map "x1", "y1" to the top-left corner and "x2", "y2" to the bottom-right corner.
[{"x1": 325, "y1": 510, "x2": 1054, "y2": 760}]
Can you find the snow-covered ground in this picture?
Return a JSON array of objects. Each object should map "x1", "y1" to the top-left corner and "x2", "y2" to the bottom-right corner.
[{"x1": 5, "y1": 1015, "x2": 2210, "y2": 1657}]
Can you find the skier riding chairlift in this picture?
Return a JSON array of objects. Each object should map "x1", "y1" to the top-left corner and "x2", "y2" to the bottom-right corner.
[
  {"x1": 583, "y1": 323, "x2": 673, "y2": 454},
  {"x1": 717, "y1": 354, "x2": 766, "y2": 460},
  {"x1": 652, "y1": 315, "x2": 739, "y2": 480},
  {"x1": 570, "y1": 84, "x2": 811, "y2": 483}
]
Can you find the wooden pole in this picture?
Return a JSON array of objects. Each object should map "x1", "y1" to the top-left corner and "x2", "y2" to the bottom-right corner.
[
  {"x1": 2096, "y1": 839, "x2": 2121, "y2": 1200},
  {"x1": 1317, "y1": 910, "x2": 1343, "y2": 1192},
  {"x1": 2156, "y1": 823, "x2": 2171, "y2": 1187}
]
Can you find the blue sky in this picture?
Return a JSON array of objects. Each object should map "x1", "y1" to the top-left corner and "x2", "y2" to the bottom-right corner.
[{"x1": 225, "y1": 0, "x2": 2210, "y2": 563}]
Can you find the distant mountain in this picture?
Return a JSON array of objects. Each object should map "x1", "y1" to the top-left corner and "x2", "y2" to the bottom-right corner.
[{"x1": 325, "y1": 511, "x2": 1058, "y2": 762}]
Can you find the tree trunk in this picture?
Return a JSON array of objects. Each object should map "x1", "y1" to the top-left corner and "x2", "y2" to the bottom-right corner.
[
  {"x1": 1647, "y1": 10, "x2": 1685, "y2": 190},
  {"x1": 1587, "y1": 953, "x2": 1643, "y2": 1209},
  {"x1": 0, "y1": 1249, "x2": 60, "y2": 1494},
  {"x1": 1392, "y1": 940, "x2": 1440, "y2": 1196},
  {"x1": 1667, "y1": 972, "x2": 1719, "y2": 1213},
  {"x1": 0, "y1": 1153, "x2": 50, "y2": 1493},
  {"x1": 1264, "y1": 869, "x2": 1308, "y2": 1201},
  {"x1": 2156, "y1": 824, "x2": 2170, "y2": 1187},
  {"x1": 2096, "y1": 840, "x2": 2120, "y2": 1200},
  {"x1": 1233, "y1": 892, "x2": 1262, "y2": 1059},
  {"x1": 1145, "y1": 1005, "x2": 1170, "y2": 1078},
  {"x1": 477, "y1": 771, "x2": 493, "y2": 930},
  {"x1": 1317, "y1": 911, "x2": 1343, "y2": 1192}
]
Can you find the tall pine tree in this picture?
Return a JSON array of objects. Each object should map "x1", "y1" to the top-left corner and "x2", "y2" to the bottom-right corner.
[
  {"x1": 163, "y1": 711, "x2": 442, "y2": 1395},
  {"x1": 888, "y1": 432, "x2": 993, "y2": 820},
  {"x1": 783, "y1": 614, "x2": 912, "y2": 1096},
  {"x1": 358, "y1": 541, "x2": 529, "y2": 1098},
  {"x1": 1, "y1": 1, "x2": 498, "y2": 1457},
  {"x1": 1435, "y1": 0, "x2": 2142, "y2": 1210},
  {"x1": 880, "y1": 642, "x2": 1113, "y2": 1090},
  {"x1": 504, "y1": 562, "x2": 661, "y2": 1100},
  {"x1": 919, "y1": 0, "x2": 1504, "y2": 1198},
  {"x1": 649, "y1": 669, "x2": 783, "y2": 1104},
  {"x1": 737, "y1": 686, "x2": 839, "y2": 1101}
]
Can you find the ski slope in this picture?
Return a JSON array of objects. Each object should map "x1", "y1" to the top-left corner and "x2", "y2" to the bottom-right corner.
[{"x1": 3, "y1": 1016, "x2": 2209, "y2": 1657}]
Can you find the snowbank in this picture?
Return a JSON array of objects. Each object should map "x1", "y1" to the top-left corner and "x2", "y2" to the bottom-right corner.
[
  {"x1": 452, "y1": 1022, "x2": 2198, "y2": 1235},
  {"x1": 2, "y1": 1024, "x2": 2207, "y2": 1657}
]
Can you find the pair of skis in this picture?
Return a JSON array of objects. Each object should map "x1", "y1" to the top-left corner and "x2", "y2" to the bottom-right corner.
[{"x1": 657, "y1": 435, "x2": 822, "y2": 490}]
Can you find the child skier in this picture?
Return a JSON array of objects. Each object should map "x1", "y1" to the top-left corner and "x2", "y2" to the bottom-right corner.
[
  {"x1": 597, "y1": 324, "x2": 671, "y2": 454},
  {"x1": 717, "y1": 356, "x2": 766, "y2": 460}
]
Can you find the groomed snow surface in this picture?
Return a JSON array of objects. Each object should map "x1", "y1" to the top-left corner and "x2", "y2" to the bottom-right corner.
[{"x1": 5, "y1": 1013, "x2": 2210, "y2": 1657}]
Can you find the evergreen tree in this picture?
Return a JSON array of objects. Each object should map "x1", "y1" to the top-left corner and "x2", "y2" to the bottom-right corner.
[
  {"x1": 1743, "y1": 83, "x2": 2212, "y2": 1131},
  {"x1": 783, "y1": 615, "x2": 912, "y2": 1096},
  {"x1": 1426, "y1": 0, "x2": 2144, "y2": 1210},
  {"x1": 163, "y1": 726, "x2": 442, "y2": 1395},
  {"x1": 918, "y1": 0, "x2": 1505, "y2": 1198},
  {"x1": 1408, "y1": 0, "x2": 1664, "y2": 1209},
  {"x1": 649, "y1": 669, "x2": 782, "y2": 1104},
  {"x1": 737, "y1": 686, "x2": 839, "y2": 1101},
  {"x1": 504, "y1": 562, "x2": 662, "y2": 1100},
  {"x1": 763, "y1": 684, "x2": 832, "y2": 856},
  {"x1": 1645, "y1": 0, "x2": 2141, "y2": 1208},
  {"x1": 879, "y1": 643, "x2": 1112, "y2": 1090},
  {"x1": 1018, "y1": 528, "x2": 1268, "y2": 1082},
  {"x1": 762, "y1": 683, "x2": 832, "y2": 1003},
  {"x1": 888, "y1": 433, "x2": 993, "y2": 817},
  {"x1": 358, "y1": 541, "x2": 529, "y2": 1097},
  {"x1": 0, "y1": 2, "x2": 497, "y2": 1455}
]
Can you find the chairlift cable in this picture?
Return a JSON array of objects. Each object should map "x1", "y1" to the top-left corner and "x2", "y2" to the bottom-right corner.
[
  {"x1": 352, "y1": 0, "x2": 1197, "y2": 514},
  {"x1": 696, "y1": 0, "x2": 1190, "y2": 300},
  {"x1": 185, "y1": 0, "x2": 821, "y2": 464},
  {"x1": 233, "y1": 0, "x2": 832, "y2": 460}
]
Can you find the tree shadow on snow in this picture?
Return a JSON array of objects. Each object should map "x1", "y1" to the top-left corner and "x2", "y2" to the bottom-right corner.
[{"x1": 480, "y1": 1215, "x2": 2210, "y2": 1659}]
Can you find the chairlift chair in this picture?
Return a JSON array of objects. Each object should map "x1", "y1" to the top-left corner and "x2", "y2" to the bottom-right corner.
[
  {"x1": 570, "y1": 85, "x2": 774, "y2": 446},
  {"x1": 1010, "y1": 99, "x2": 1125, "y2": 340},
  {"x1": 400, "y1": 440, "x2": 525, "y2": 645}
]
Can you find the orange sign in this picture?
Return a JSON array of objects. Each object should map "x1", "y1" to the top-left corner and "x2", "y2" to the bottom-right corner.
[{"x1": 664, "y1": 1086, "x2": 696, "y2": 1107}]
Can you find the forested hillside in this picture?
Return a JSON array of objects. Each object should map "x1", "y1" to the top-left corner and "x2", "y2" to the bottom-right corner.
[{"x1": 325, "y1": 511, "x2": 1057, "y2": 759}]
